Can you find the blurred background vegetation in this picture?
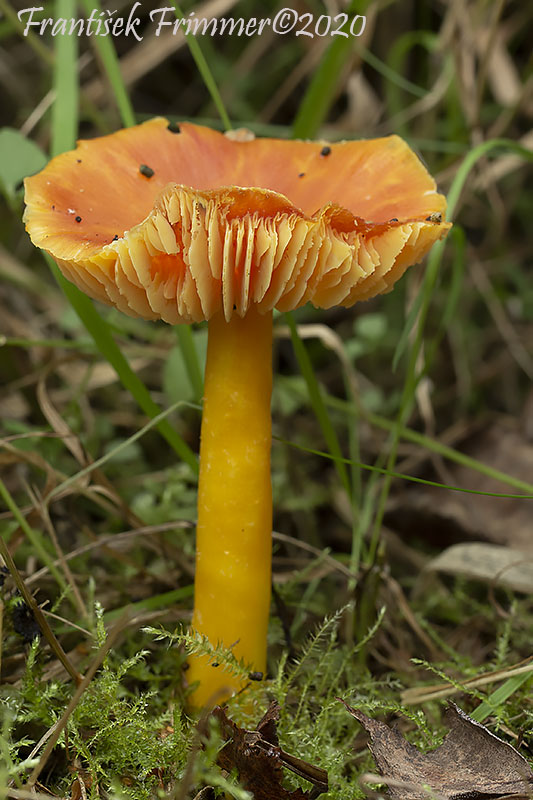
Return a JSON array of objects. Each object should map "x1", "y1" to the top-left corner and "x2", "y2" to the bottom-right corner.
[{"x1": 1, "y1": 0, "x2": 533, "y2": 797}]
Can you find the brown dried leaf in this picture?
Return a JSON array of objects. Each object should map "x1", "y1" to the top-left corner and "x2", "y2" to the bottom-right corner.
[
  {"x1": 426, "y1": 543, "x2": 533, "y2": 594},
  {"x1": 341, "y1": 700, "x2": 533, "y2": 800},
  {"x1": 212, "y1": 701, "x2": 328, "y2": 799}
]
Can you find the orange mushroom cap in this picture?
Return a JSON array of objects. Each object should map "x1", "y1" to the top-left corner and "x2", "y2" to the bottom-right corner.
[{"x1": 24, "y1": 119, "x2": 451, "y2": 324}]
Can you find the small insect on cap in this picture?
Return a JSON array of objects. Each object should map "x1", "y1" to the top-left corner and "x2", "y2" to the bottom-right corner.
[{"x1": 24, "y1": 119, "x2": 451, "y2": 324}]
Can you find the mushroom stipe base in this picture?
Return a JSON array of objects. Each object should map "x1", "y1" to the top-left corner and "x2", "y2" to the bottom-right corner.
[{"x1": 188, "y1": 308, "x2": 273, "y2": 707}]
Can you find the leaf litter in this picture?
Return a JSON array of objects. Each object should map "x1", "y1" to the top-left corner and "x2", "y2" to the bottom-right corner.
[
  {"x1": 341, "y1": 699, "x2": 533, "y2": 800},
  {"x1": 212, "y1": 700, "x2": 328, "y2": 799}
]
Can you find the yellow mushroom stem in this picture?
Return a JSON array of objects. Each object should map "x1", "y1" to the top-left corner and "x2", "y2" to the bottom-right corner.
[{"x1": 188, "y1": 307, "x2": 273, "y2": 707}]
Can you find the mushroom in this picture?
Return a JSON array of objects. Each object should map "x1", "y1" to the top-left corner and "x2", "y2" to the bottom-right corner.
[{"x1": 23, "y1": 119, "x2": 451, "y2": 707}]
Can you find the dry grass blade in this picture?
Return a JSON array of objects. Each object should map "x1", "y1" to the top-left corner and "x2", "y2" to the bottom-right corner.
[
  {"x1": 473, "y1": 0, "x2": 507, "y2": 123},
  {"x1": 471, "y1": 260, "x2": 533, "y2": 380},
  {"x1": 26, "y1": 485, "x2": 88, "y2": 620},
  {"x1": 259, "y1": 45, "x2": 325, "y2": 124},
  {"x1": 474, "y1": 129, "x2": 533, "y2": 187},
  {"x1": 0, "y1": 441, "x2": 64, "y2": 509},
  {"x1": 0, "y1": 243, "x2": 53, "y2": 300},
  {"x1": 36, "y1": 362, "x2": 145, "y2": 528},
  {"x1": 37, "y1": 364, "x2": 90, "y2": 468},
  {"x1": 4, "y1": 789, "x2": 62, "y2": 800},
  {"x1": 384, "y1": 576, "x2": 441, "y2": 660},
  {"x1": 0, "y1": 437, "x2": 144, "y2": 529},
  {"x1": 401, "y1": 657, "x2": 533, "y2": 705},
  {"x1": 273, "y1": 530, "x2": 356, "y2": 580},
  {"x1": 380, "y1": 67, "x2": 452, "y2": 135},
  {"x1": 358, "y1": 771, "x2": 447, "y2": 800},
  {"x1": 25, "y1": 519, "x2": 194, "y2": 585}
]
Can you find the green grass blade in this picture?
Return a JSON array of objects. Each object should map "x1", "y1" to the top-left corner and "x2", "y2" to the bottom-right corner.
[
  {"x1": 424, "y1": 226, "x2": 466, "y2": 371},
  {"x1": 45, "y1": 257, "x2": 198, "y2": 473},
  {"x1": 361, "y1": 46, "x2": 427, "y2": 99},
  {"x1": 51, "y1": 0, "x2": 78, "y2": 157},
  {"x1": 170, "y1": 1, "x2": 232, "y2": 131},
  {"x1": 274, "y1": 436, "x2": 533, "y2": 499},
  {"x1": 292, "y1": 0, "x2": 371, "y2": 139},
  {"x1": 436, "y1": 226, "x2": 466, "y2": 334},
  {"x1": 285, "y1": 313, "x2": 351, "y2": 498},
  {"x1": 175, "y1": 325, "x2": 204, "y2": 402},
  {"x1": 391, "y1": 283, "x2": 425, "y2": 372},
  {"x1": 342, "y1": 401, "x2": 533, "y2": 497},
  {"x1": 470, "y1": 667, "x2": 533, "y2": 723},
  {"x1": 79, "y1": 0, "x2": 136, "y2": 128},
  {"x1": 103, "y1": 586, "x2": 194, "y2": 623},
  {"x1": 385, "y1": 31, "x2": 439, "y2": 131},
  {"x1": 319, "y1": 392, "x2": 533, "y2": 497},
  {"x1": 347, "y1": 402, "x2": 362, "y2": 578}
]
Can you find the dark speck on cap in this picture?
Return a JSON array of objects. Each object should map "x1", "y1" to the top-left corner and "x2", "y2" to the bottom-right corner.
[
  {"x1": 75, "y1": 216, "x2": 82, "y2": 223},
  {"x1": 298, "y1": 172, "x2": 305, "y2": 178},
  {"x1": 139, "y1": 164, "x2": 155, "y2": 178},
  {"x1": 320, "y1": 145, "x2": 331, "y2": 157},
  {"x1": 167, "y1": 122, "x2": 181, "y2": 134}
]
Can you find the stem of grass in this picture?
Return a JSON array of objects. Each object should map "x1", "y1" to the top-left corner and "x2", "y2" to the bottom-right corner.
[
  {"x1": 170, "y1": 0, "x2": 232, "y2": 131},
  {"x1": 292, "y1": 0, "x2": 371, "y2": 139},
  {"x1": 79, "y1": 0, "x2": 136, "y2": 128},
  {"x1": 285, "y1": 313, "x2": 351, "y2": 498}
]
